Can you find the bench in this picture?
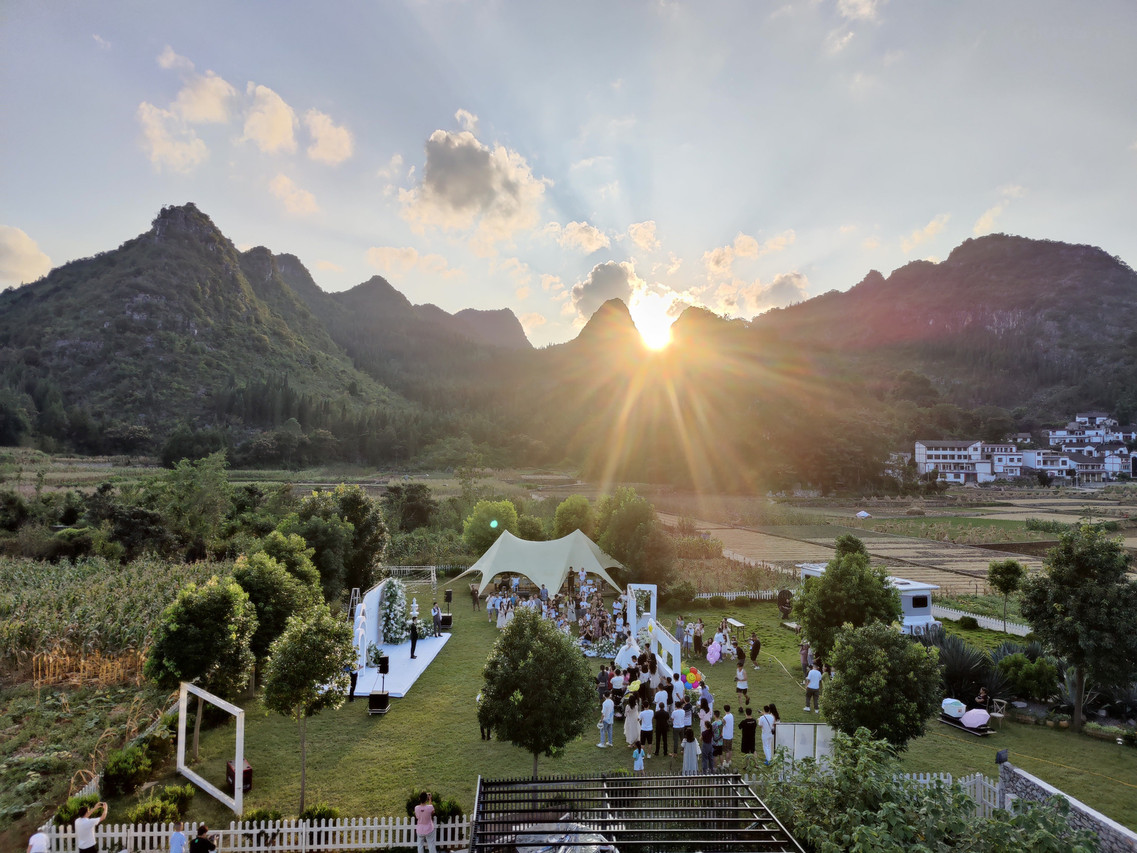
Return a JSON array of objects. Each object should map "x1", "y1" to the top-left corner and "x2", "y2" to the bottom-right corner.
[{"x1": 726, "y1": 617, "x2": 745, "y2": 630}]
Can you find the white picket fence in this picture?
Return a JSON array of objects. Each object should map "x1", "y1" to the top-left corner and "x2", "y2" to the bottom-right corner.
[
  {"x1": 40, "y1": 815, "x2": 471, "y2": 852},
  {"x1": 693, "y1": 589, "x2": 778, "y2": 601},
  {"x1": 931, "y1": 605, "x2": 1032, "y2": 637}
]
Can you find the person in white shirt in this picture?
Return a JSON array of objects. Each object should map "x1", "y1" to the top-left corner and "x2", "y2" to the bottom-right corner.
[
  {"x1": 670, "y1": 703, "x2": 687, "y2": 754},
  {"x1": 758, "y1": 704, "x2": 779, "y2": 765},
  {"x1": 721, "y1": 705, "x2": 735, "y2": 769},
  {"x1": 27, "y1": 830, "x2": 49, "y2": 853},
  {"x1": 654, "y1": 686, "x2": 669, "y2": 713},
  {"x1": 638, "y1": 704, "x2": 654, "y2": 754},
  {"x1": 599, "y1": 693, "x2": 615, "y2": 747},
  {"x1": 75, "y1": 801, "x2": 107, "y2": 853},
  {"x1": 804, "y1": 662, "x2": 823, "y2": 712}
]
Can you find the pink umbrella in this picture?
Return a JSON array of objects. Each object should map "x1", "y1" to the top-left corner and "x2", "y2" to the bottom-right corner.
[{"x1": 961, "y1": 709, "x2": 990, "y2": 729}]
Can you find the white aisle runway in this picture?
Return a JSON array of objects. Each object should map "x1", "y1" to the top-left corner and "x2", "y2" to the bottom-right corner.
[{"x1": 353, "y1": 632, "x2": 451, "y2": 699}]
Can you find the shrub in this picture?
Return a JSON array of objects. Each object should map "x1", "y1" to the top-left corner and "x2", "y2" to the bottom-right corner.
[
  {"x1": 102, "y1": 745, "x2": 152, "y2": 797},
  {"x1": 706, "y1": 595, "x2": 727, "y2": 610},
  {"x1": 244, "y1": 807, "x2": 284, "y2": 823},
  {"x1": 405, "y1": 790, "x2": 464, "y2": 822},
  {"x1": 997, "y1": 653, "x2": 1059, "y2": 701},
  {"x1": 54, "y1": 794, "x2": 99, "y2": 826},
  {"x1": 127, "y1": 797, "x2": 181, "y2": 824},
  {"x1": 676, "y1": 516, "x2": 698, "y2": 536},
  {"x1": 662, "y1": 579, "x2": 697, "y2": 606},
  {"x1": 300, "y1": 802, "x2": 341, "y2": 822},
  {"x1": 155, "y1": 782, "x2": 196, "y2": 814},
  {"x1": 958, "y1": 615, "x2": 979, "y2": 631}
]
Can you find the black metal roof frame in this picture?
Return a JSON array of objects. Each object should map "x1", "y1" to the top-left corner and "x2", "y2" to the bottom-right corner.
[{"x1": 470, "y1": 772, "x2": 804, "y2": 853}]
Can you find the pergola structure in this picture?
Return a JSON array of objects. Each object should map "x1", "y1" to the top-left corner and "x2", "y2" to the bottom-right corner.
[{"x1": 470, "y1": 772, "x2": 804, "y2": 853}]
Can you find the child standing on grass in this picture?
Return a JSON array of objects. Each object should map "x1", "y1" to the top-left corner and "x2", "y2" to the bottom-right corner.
[{"x1": 632, "y1": 740, "x2": 645, "y2": 774}]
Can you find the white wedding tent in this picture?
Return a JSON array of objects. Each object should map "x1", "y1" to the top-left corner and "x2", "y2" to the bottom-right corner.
[{"x1": 456, "y1": 529, "x2": 624, "y2": 595}]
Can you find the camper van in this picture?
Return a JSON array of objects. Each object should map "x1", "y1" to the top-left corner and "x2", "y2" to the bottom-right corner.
[{"x1": 797, "y1": 563, "x2": 942, "y2": 636}]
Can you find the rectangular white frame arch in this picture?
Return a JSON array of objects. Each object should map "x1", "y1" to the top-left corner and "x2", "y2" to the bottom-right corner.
[{"x1": 177, "y1": 682, "x2": 245, "y2": 815}]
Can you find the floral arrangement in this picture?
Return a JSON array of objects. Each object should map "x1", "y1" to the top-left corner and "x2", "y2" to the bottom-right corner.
[
  {"x1": 636, "y1": 625, "x2": 654, "y2": 650},
  {"x1": 381, "y1": 578, "x2": 409, "y2": 645},
  {"x1": 633, "y1": 589, "x2": 652, "y2": 614}
]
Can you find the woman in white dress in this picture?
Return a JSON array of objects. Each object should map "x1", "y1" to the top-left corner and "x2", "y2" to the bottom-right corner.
[
  {"x1": 623, "y1": 697, "x2": 641, "y2": 746},
  {"x1": 496, "y1": 602, "x2": 509, "y2": 630},
  {"x1": 758, "y1": 704, "x2": 779, "y2": 765},
  {"x1": 681, "y1": 729, "x2": 700, "y2": 775}
]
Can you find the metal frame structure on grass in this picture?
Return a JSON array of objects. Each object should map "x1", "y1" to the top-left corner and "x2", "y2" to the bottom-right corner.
[
  {"x1": 387, "y1": 565, "x2": 438, "y2": 592},
  {"x1": 177, "y1": 682, "x2": 245, "y2": 815},
  {"x1": 470, "y1": 772, "x2": 804, "y2": 853}
]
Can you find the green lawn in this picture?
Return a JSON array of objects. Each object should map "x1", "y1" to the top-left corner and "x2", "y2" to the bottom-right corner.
[{"x1": 164, "y1": 595, "x2": 1136, "y2": 831}]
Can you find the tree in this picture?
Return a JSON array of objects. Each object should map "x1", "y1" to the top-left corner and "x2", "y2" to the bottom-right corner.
[
  {"x1": 1021, "y1": 525, "x2": 1137, "y2": 732},
  {"x1": 594, "y1": 486, "x2": 674, "y2": 585},
  {"x1": 463, "y1": 499, "x2": 519, "y2": 554},
  {"x1": 478, "y1": 607, "x2": 596, "y2": 778},
  {"x1": 824, "y1": 623, "x2": 942, "y2": 750},
  {"x1": 987, "y1": 558, "x2": 1026, "y2": 634},
  {"x1": 262, "y1": 606, "x2": 355, "y2": 813},
  {"x1": 382, "y1": 483, "x2": 438, "y2": 533},
  {"x1": 144, "y1": 576, "x2": 257, "y2": 758},
  {"x1": 293, "y1": 485, "x2": 388, "y2": 598},
  {"x1": 553, "y1": 495, "x2": 596, "y2": 539},
  {"x1": 233, "y1": 551, "x2": 319, "y2": 660},
  {"x1": 793, "y1": 545, "x2": 901, "y2": 661},
  {"x1": 279, "y1": 511, "x2": 354, "y2": 603},
  {"x1": 145, "y1": 451, "x2": 233, "y2": 555},
  {"x1": 254, "y1": 530, "x2": 322, "y2": 590}
]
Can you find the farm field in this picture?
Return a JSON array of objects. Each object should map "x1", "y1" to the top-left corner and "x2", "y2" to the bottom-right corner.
[{"x1": 167, "y1": 596, "x2": 1137, "y2": 831}]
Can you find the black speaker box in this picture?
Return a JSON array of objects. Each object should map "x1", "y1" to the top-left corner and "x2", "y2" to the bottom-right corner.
[
  {"x1": 440, "y1": 613, "x2": 453, "y2": 629},
  {"x1": 378, "y1": 654, "x2": 390, "y2": 675},
  {"x1": 444, "y1": 589, "x2": 453, "y2": 603},
  {"x1": 368, "y1": 691, "x2": 390, "y2": 715}
]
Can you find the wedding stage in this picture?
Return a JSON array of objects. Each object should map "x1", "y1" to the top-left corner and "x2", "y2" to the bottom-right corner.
[{"x1": 354, "y1": 632, "x2": 451, "y2": 699}]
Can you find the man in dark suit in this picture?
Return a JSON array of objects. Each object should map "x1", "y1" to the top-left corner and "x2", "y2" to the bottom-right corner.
[{"x1": 410, "y1": 619, "x2": 419, "y2": 659}]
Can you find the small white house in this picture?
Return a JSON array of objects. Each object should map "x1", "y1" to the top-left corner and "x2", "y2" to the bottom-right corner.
[{"x1": 797, "y1": 563, "x2": 942, "y2": 635}]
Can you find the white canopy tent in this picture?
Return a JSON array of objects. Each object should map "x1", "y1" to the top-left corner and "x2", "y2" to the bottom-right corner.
[{"x1": 456, "y1": 529, "x2": 624, "y2": 595}]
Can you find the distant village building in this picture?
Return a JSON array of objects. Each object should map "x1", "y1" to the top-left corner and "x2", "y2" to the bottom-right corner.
[{"x1": 798, "y1": 563, "x2": 941, "y2": 635}]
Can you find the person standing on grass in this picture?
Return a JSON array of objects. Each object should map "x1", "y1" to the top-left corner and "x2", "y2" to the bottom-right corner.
[
  {"x1": 75, "y1": 801, "x2": 107, "y2": 853},
  {"x1": 799, "y1": 640, "x2": 811, "y2": 677},
  {"x1": 749, "y1": 632, "x2": 761, "y2": 670},
  {"x1": 759, "y1": 704, "x2": 779, "y2": 765},
  {"x1": 638, "y1": 701, "x2": 654, "y2": 754},
  {"x1": 599, "y1": 691, "x2": 615, "y2": 747},
  {"x1": 700, "y1": 721, "x2": 715, "y2": 774},
  {"x1": 654, "y1": 702, "x2": 670, "y2": 757},
  {"x1": 711, "y1": 709, "x2": 724, "y2": 769},
  {"x1": 431, "y1": 602, "x2": 442, "y2": 637},
  {"x1": 739, "y1": 706, "x2": 758, "y2": 757},
  {"x1": 804, "y1": 661, "x2": 822, "y2": 713},
  {"x1": 682, "y1": 728, "x2": 700, "y2": 775},
  {"x1": 632, "y1": 739, "x2": 645, "y2": 774},
  {"x1": 414, "y1": 792, "x2": 439, "y2": 853},
  {"x1": 410, "y1": 618, "x2": 419, "y2": 659},
  {"x1": 735, "y1": 662, "x2": 749, "y2": 705},
  {"x1": 169, "y1": 822, "x2": 187, "y2": 853},
  {"x1": 671, "y1": 702, "x2": 686, "y2": 754},
  {"x1": 722, "y1": 704, "x2": 735, "y2": 769},
  {"x1": 470, "y1": 583, "x2": 480, "y2": 611}
]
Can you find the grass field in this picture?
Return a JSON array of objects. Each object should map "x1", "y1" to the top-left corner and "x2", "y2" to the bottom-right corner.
[{"x1": 154, "y1": 594, "x2": 1137, "y2": 831}]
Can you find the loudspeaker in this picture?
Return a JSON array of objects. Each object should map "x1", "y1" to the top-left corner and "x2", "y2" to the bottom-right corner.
[
  {"x1": 368, "y1": 691, "x2": 390, "y2": 715},
  {"x1": 378, "y1": 655, "x2": 390, "y2": 675},
  {"x1": 444, "y1": 589, "x2": 453, "y2": 603},
  {"x1": 440, "y1": 613, "x2": 453, "y2": 629}
]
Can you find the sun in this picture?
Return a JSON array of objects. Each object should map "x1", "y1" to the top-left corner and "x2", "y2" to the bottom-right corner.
[{"x1": 630, "y1": 292, "x2": 675, "y2": 350}]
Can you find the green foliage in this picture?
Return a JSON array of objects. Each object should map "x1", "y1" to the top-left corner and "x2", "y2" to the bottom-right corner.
[
  {"x1": 126, "y1": 796, "x2": 181, "y2": 824},
  {"x1": 517, "y1": 514, "x2": 547, "y2": 541},
  {"x1": 594, "y1": 487, "x2": 674, "y2": 586},
  {"x1": 672, "y1": 535, "x2": 724, "y2": 559},
  {"x1": 662, "y1": 578, "x2": 697, "y2": 606},
  {"x1": 833, "y1": 533, "x2": 869, "y2": 561},
  {"x1": 253, "y1": 530, "x2": 321, "y2": 590},
  {"x1": 997, "y1": 653, "x2": 1059, "y2": 702},
  {"x1": 825, "y1": 623, "x2": 942, "y2": 749},
  {"x1": 386, "y1": 528, "x2": 470, "y2": 567},
  {"x1": 1022, "y1": 524, "x2": 1137, "y2": 731},
  {"x1": 233, "y1": 550, "x2": 319, "y2": 659},
  {"x1": 478, "y1": 607, "x2": 596, "y2": 776},
  {"x1": 988, "y1": 558, "x2": 1027, "y2": 633},
  {"x1": 1026, "y1": 518, "x2": 1069, "y2": 533},
  {"x1": 707, "y1": 595, "x2": 727, "y2": 609},
  {"x1": 54, "y1": 793, "x2": 99, "y2": 826},
  {"x1": 155, "y1": 782, "x2": 196, "y2": 813},
  {"x1": 279, "y1": 510, "x2": 354, "y2": 603},
  {"x1": 793, "y1": 546, "x2": 902, "y2": 661},
  {"x1": 752, "y1": 727, "x2": 1097, "y2": 852},
  {"x1": 958, "y1": 615, "x2": 980, "y2": 631},
  {"x1": 299, "y1": 802, "x2": 341, "y2": 822},
  {"x1": 553, "y1": 495, "x2": 596, "y2": 539},
  {"x1": 144, "y1": 451, "x2": 233, "y2": 554},
  {"x1": 244, "y1": 807, "x2": 284, "y2": 823},
  {"x1": 143, "y1": 575, "x2": 257, "y2": 699},
  {"x1": 102, "y1": 744, "x2": 152, "y2": 797},
  {"x1": 463, "y1": 499, "x2": 519, "y2": 554},
  {"x1": 404, "y1": 790, "x2": 464, "y2": 822},
  {"x1": 919, "y1": 630, "x2": 989, "y2": 702},
  {"x1": 290, "y1": 484, "x2": 388, "y2": 601},
  {"x1": 383, "y1": 483, "x2": 438, "y2": 533},
  {"x1": 263, "y1": 604, "x2": 356, "y2": 813}
]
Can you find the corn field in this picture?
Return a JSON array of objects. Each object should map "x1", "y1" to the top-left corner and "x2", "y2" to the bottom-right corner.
[{"x1": 0, "y1": 555, "x2": 229, "y2": 677}]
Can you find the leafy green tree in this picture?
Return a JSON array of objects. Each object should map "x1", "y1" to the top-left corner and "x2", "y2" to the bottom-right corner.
[
  {"x1": 145, "y1": 451, "x2": 233, "y2": 554},
  {"x1": 793, "y1": 546, "x2": 901, "y2": 661},
  {"x1": 824, "y1": 623, "x2": 942, "y2": 749},
  {"x1": 254, "y1": 529, "x2": 321, "y2": 590},
  {"x1": 987, "y1": 558, "x2": 1026, "y2": 633},
  {"x1": 382, "y1": 483, "x2": 438, "y2": 533},
  {"x1": 553, "y1": 494, "x2": 596, "y2": 539},
  {"x1": 478, "y1": 607, "x2": 596, "y2": 778},
  {"x1": 233, "y1": 551, "x2": 319, "y2": 659},
  {"x1": 517, "y1": 514, "x2": 547, "y2": 541},
  {"x1": 594, "y1": 486, "x2": 674, "y2": 584},
  {"x1": 292, "y1": 485, "x2": 388, "y2": 597},
  {"x1": 463, "y1": 499, "x2": 519, "y2": 554},
  {"x1": 833, "y1": 533, "x2": 869, "y2": 561},
  {"x1": 262, "y1": 606, "x2": 355, "y2": 813},
  {"x1": 143, "y1": 576, "x2": 257, "y2": 758},
  {"x1": 1021, "y1": 525, "x2": 1137, "y2": 732},
  {"x1": 279, "y1": 511, "x2": 354, "y2": 603}
]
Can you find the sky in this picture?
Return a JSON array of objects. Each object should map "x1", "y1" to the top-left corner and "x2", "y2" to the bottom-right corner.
[{"x1": 2, "y1": 1, "x2": 1136, "y2": 347}]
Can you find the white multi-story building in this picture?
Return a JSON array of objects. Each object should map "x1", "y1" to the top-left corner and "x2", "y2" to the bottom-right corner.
[{"x1": 914, "y1": 440, "x2": 1022, "y2": 484}]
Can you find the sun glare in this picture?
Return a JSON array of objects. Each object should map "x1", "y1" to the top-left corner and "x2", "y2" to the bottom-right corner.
[{"x1": 630, "y1": 292, "x2": 675, "y2": 350}]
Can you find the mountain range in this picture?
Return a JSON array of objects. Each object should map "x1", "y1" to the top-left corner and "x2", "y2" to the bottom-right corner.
[{"x1": 2, "y1": 203, "x2": 1134, "y2": 489}]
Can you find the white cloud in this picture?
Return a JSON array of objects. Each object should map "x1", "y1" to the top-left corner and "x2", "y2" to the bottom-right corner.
[
  {"x1": 520, "y1": 312, "x2": 547, "y2": 331},
  {"x1": 571, "y1": 260, "x2": 644, "y2": 318},
  {"x1": 92, "y1": 34, "x2": 111, "y2": 50},
  {"x1": 172, "y1": 71, "x2": 237, "y2": 124},
  {"x1": 541, "y1": 273, "x2": 565, "y2": 293},
  {"x1": 973, "y1": 186, "x2": 1026, "y2": 236},
  {"x1": 157, "y1": 45, "x2": 194, "y2": 72},
  {"x1": 377, "y1": 153, "x2": 405, "y2": 181},
  {"x1": 627, "y1": 220, "x2": 661, "y2": 252},
  {"x1": 862, "y1": 236, "x2": 881, "y2": 250},
  {"x1": 269, "y1": 173, "x2": 319, "y2": 215},
  {"x1": 400, "y1": 125, "x2": 548, "y2": 253},
  {"x1": 838, "y1": 0, "x2": 882, "y2": 21},
  {"x1": 839, "y1": 224, "x2": 857, "y2": 234},
  {"x1": 0, "y1": 226, "x2": 52, "y2": 286},
  {"x1": 455, "y1": 108, "x2": 479, "y2": 134},
  {"x1": 495, "y1": 256, "x2": 533, "y2": 289},
  {"x1": 711, "y1": 272, "x2": 810, "y2": 317},
  {"x1": 703, "y1": 230, "x2": 795, "y2": 277},
  {"x1": 901, "y1": 213, "x2": 950, "y2": 252},
  {"x1": 826, "y1": 29, "x2": 855, "y2": 54},
  {"x1": 242, "y1": 83, "x2": 297, "y2": 154},
  {"x1": 305, "y1": 109, "x2": 353, "y2": 164},
  {"x1": 136, "y1": 102, "x2": 208, "y2": 172},
  {"x1": 365, "y1": 246, "x2": 459, "y2": 279},
  {"x1": 315, "y1": 260, "x2": 343, "y2": 272},
  {"x1": 548, "y1": 220, "x2": 610, "y2": 254}
]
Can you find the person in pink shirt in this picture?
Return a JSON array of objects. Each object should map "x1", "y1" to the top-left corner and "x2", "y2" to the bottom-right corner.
[{"x1": 414, "y1": 792, "x2": 438, "y2": 853}]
